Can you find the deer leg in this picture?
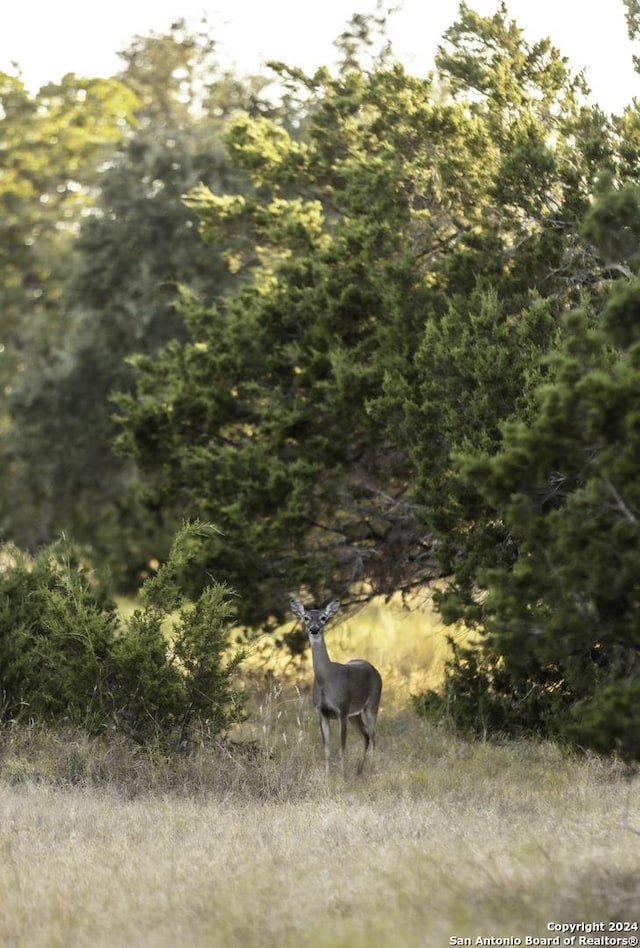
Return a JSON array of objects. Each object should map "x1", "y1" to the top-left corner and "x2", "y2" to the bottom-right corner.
[
  {"x1": 350, "y1": 714, "x2": 371, "y2": 775},
  {"x1": 338, "y1": 714, "x2": 347, "y2": 776},
  {"x1": 319, "y1": 713, "x2": 331, "y2": 775},
  {"x1": 362, "y1": 706, "x2": 377, "y2": 753}
]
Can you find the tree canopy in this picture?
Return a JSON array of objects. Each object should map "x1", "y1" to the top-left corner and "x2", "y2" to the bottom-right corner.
[{"x1": 114, "y1": 5, "x2": 615, "y2": 626}]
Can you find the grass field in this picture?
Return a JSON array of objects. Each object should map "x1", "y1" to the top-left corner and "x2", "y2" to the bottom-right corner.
[{"x1": 0, "y1": 600, "x2": 638, "y2": 947}]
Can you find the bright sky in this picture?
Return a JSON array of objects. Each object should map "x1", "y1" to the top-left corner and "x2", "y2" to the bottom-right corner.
[{"x1": 2, "y1": 0, "x2": 638, "y2": 114}]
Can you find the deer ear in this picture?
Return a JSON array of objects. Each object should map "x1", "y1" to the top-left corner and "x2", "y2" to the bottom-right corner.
[
  {"x1": 290, "y1": 600, "x2": 305, "y2": 617},
  {"x1": 325, "y1": 599, "x2": 340, "y2": 616}
]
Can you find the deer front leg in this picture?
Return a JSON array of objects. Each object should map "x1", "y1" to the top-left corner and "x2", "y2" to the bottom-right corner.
[
  {"x1": 319, "y1": 713, "x2": 332, "y2": 775},
  {"x1": 338, "y1": 714, "x2": 348, "y2": 777}
]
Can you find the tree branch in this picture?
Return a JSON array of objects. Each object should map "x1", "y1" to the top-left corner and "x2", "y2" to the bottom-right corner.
[{"x1": 606, "y1": 479, "x2": 639, "y2": 526}]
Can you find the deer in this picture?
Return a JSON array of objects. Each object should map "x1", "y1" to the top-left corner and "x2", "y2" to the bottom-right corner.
[{"x1": 290, "y1": 599, "x2": 382, "y2": 775}]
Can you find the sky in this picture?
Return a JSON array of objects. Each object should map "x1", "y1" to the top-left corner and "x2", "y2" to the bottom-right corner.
[{"x1": 1, "y1": 0, "x2": 639, "y2": 114}]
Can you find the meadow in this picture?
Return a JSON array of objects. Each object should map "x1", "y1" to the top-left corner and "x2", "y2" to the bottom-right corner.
[{"x1": 0, "y1": 601, "x2": 638, "y2": 948}]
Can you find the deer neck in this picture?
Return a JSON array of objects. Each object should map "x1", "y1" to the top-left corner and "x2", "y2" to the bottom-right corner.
[{"x1": 309, "y1": 634, "x2": 333, "y2": 681}]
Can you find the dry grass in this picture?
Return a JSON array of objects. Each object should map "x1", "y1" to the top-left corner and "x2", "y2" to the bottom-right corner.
[
  {"x1": 1, "y1": 602, "x2": 638, "y2": 947},
  {"x1": 1, "y1": 706, "x2": 639, "y2": 948}
]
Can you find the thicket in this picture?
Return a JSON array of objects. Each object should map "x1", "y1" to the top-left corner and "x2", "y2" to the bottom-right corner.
[{"x1": 0, "y1": 523, "x2": 245, "y2": 744}]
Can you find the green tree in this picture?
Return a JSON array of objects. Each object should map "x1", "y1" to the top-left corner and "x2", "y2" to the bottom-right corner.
[
  {"x1": 387, "y1": 289, "x2": 561, "y2": 615},
  {"x1": 115, "y1": 59, "x2": 436, "y2": 626},
  {"x1": 377, "y1": 3, "x2": 617, "y2": 626},
  {"x1": 623, "y1": 0, "x2": 640, "y2": 72},
  {"x1": 426, "y1": 280, "x2": 640, "y2": 756},
  {"x1": 0, "y1": 69, "x2": 139, "y2": 557},
  {"x1": 114, "y1": 7, "x2": 611, "y2": 626},
  {"x1": 0, "y1": 23, "x2": 279, "y2": 581},
  {"x1": 0, "y1": 70, "x2": 138, "y2": 393},
  {"x1": 403, "y1": 7, "x2": 640, "y2": 756}
]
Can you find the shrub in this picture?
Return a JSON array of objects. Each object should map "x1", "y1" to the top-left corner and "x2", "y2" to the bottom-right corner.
[
  {"x1": 0, "y1": 540, "x2": 118, "y2": 728},
  {"x1": 0, "y1": 524, "x2": 245, "y2": 744},
  {"x1": 566, "y1": 679, "x2": 640, "y2": 762},
  {"x1": 413, "y1": 636, "x2": 576, "y2": 741}
]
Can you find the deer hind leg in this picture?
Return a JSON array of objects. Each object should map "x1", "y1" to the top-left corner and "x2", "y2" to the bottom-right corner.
[
  {"x1": 350, "y1": 713, "x2": 372, "y2": 775},
  {"x1": 362, "y1": 705, "x2": 378, "y2": 752}
]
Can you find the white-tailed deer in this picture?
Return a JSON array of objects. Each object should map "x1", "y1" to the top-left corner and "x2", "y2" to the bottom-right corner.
[{"x1": 290, "y1": 599, "x2": 382, "y2": 775}]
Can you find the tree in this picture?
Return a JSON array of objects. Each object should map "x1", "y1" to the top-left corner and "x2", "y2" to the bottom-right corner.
[
  {"x1": 422, "y1": 278, "x2": 640, "y2": 755},
  {"x1": 404, "y1": 5, "x2": 640, "y2": 755},
  {"x1": 0, "y1": 23, "x2": 279, "y2": 583},
  {"x1": 623, "y1": 0, "x2": 640, "y2": 73},
  {"x1": 115, "y1": 57, "x2": 437, "y2": 626},
  {"x1": 376, "y1": 3, "x2": 617, "y2": 624},
  {"x1": 0, "y1": 69, "x2": 138, "y2": 396},
  {"x1": 0, "y1": 69, "x2": 139, "y2": 558},
  {"x1": 384, "y1": 289, "x2": 561, "y2": 616},
  {"x1": 114, "y1": 7, "x2": 611, "y2": 626}
]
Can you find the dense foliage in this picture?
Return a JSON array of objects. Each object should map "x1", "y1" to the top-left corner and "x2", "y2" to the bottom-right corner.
[
  {"x1": 116, "y1": 7, "x2": 605, "y2": 621},
  {"x1": 0, "y1": 22, "x2": 277, "y2": 582},
  {"x1": 2, "y1": 4, "x2": 640, "y2": 756}
]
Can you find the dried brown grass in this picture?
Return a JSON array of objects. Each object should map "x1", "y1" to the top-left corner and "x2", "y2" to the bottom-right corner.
[{"x1": 0, "y1": 705, "x2": 638, "y2": 948}]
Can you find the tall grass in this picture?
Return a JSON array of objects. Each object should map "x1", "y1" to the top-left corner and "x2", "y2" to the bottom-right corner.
[
  {"x1": 1, "y1": 709, "x2": 638, "y2": 947},
  {"x1": 0, "y1": 599, "x2": 638, "y2": 947}
]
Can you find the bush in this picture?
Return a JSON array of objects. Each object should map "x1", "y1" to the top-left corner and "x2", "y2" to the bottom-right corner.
[
  {"x1": 0, "y1": 540, "x2": 118, "y2": 728},
  {"x1": 0, "y1": 524, "x2": 245, "y2": 744},
  {"x1": 413, "y1": 636, "x2": 576, "y2": 741},
  {"x1": 415, "y1": 633, "x2": 640, "y2": 762},
  {"x1": 566, "y1": 679, "x2": 640, "y2": 762}
]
